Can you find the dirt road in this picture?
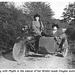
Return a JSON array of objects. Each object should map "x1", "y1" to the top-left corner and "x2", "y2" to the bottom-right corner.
[{"x1": 0, "y1": 52, "x2": 70, "y2": 69}]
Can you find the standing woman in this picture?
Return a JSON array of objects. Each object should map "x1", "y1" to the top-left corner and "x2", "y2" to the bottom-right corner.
[{"x1": 32, "y1": 14, "x2": 44, "y2": 54}]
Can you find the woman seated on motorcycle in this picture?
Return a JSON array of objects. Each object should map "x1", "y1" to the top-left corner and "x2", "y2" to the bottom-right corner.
[
  {"x1": 32, "y1": 14, "x2": 50, "y2": 54},
  {"x1": 52, "y1": 23, "x2": 67, "y2": 52}
]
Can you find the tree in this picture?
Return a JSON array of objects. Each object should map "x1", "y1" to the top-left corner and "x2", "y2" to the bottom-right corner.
[
  {"x1": 62, "y1": 2, "x2": 75, "y2": 41},
  {"x1": 0, "y1": 2, "x2": 31, "y2": 51},
  {"x1": 62, "y1": 2, "x2": 75, "y2": 25},
  {"x1": 23, "y1": 2, "x2": 54, "y2": 34}
]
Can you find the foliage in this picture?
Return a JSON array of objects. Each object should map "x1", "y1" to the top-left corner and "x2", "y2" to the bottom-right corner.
[
  {"x1": 62, "y1": 2, "x2": 75, "y2": 25},
  {"x1": 62, "y1": 2, "x2": 75, "y2": 42},
  {"x1": 0, "y1": 2, "x2": 54, "y2": 51},
  {"x1": 65, "y1": 26, "x2": 75, "y2": 41},
  {"x1": 0, "y1": 2, "x2": 32, "y2": 51},
  {"x1": 23, "y1": 2, "x2": 54, "y2": 34}
]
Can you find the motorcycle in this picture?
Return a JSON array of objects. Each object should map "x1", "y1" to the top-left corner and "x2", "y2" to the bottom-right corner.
[{"x1": 13, "y1": 27, "x2": 69, "y2": 61}]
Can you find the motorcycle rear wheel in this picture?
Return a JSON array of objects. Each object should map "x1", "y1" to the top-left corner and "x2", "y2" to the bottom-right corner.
[
  {"x1": 62, "y1": 48, "x2": 68, "y2": 57},
  {"x1": 61, "y1": 39, "x2": 68, "y2": 57}
]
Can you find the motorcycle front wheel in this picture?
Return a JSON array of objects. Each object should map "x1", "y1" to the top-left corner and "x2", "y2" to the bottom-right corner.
[{"x1": 13, "y1": 40, "x2": 26, "y2": 61}]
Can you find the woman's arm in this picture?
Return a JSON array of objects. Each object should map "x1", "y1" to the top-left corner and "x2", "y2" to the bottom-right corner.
[{"x1": 41, "y1": 21, "x2": 44, "y2": 31}]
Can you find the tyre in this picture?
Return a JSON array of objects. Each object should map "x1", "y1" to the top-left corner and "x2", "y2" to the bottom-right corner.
[
  {"x1": 62, "y1": 40, "x2": 68, "y2": 57},
  {"x1": 62, "y1": 48, "x2": 68, "y2": 57},
  {"x1": 13, "y1": 40, "x2": 26, "y2": 61}
]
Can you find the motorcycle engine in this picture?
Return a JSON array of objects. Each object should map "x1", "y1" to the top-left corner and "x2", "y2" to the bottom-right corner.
[{"x1": 26, "y1": 36, "x2": 35, "y2": 41}]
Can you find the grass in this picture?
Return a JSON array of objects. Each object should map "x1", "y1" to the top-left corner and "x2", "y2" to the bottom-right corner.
[{"x1": 67, "y1": 40, "x2": 75, "y2": 69}]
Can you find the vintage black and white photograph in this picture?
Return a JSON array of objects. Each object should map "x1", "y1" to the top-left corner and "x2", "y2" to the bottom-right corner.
[{"x1": 0, "y1": 0, "x2": 75, "y2": 69}]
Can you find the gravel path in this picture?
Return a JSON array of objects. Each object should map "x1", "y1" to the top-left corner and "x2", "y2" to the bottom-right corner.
[{"x1": 0, "y1": 53, "x2": 69, "y2": 69}]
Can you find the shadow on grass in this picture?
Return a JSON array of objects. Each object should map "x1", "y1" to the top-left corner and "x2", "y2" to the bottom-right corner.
[
  {"x1": 1, "y1": 51, "x2": 63, "y2": 62},
  {"x1": 2, "y1": 52, "x2": 15, "y2": 61},
  {"x1": 55, "y1": 54, "x2": 64, "y2": 57}
]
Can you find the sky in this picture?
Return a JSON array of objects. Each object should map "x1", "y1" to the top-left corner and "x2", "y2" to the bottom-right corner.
[{"x1": 0, "y1": 0, "x2": 75, "y2": 19}]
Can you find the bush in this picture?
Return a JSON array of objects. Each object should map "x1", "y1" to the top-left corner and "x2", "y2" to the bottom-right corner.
[
  {"x1": 0, "y1": 2, "x2": 32, "y2": 51},
  {"x1": 65, "y1": 27, "x2": 75, "y2": 41}
]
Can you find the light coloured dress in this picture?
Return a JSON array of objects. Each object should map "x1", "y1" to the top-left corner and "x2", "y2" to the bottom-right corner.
[{"x1": 32, "y1": 21, "x2": 44, "y2": 35}]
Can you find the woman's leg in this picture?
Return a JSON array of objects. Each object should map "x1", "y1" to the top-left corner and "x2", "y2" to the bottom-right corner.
[{"x1": 35, "y1": 35, "x2": 41, "y2": 53}]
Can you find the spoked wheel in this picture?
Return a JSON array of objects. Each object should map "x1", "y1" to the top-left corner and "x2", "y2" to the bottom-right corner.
[
  {"x1": 54, "y1": 39, "x2": 68, "y2": 57},
  {"x1": 13, "y1": 41, "x2": 26, "y2": 61},
  {"x1": 62, "y1": 48, "x2": 68, "y2": 57},
  {"x1": 62, "y1": 40, "x2": 68, "y2": 57}
]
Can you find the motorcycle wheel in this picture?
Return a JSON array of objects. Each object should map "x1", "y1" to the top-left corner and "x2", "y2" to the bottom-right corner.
[
  {"x1": 62, "y1": 48, "x2": 68, "y2": 57},
  {"x1": 62, "y1": 40, "x2": 68, "y2": 57},
  {"x1": 13, "y1": 40, "x2": 26, "y2": 61}
]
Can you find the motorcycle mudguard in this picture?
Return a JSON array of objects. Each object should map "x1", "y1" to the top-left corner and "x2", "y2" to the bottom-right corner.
[{"x1": 39, "y1": 36, "x2": 59, "y2": 53}]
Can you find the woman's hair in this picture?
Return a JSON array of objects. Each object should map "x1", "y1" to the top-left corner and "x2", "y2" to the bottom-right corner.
[
  {"x1": 34, "y1": 14, "x2": 40, "y2": 20},
  {"x1": 52, "y1": 23, "x2": 59, "y2": 29}
]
